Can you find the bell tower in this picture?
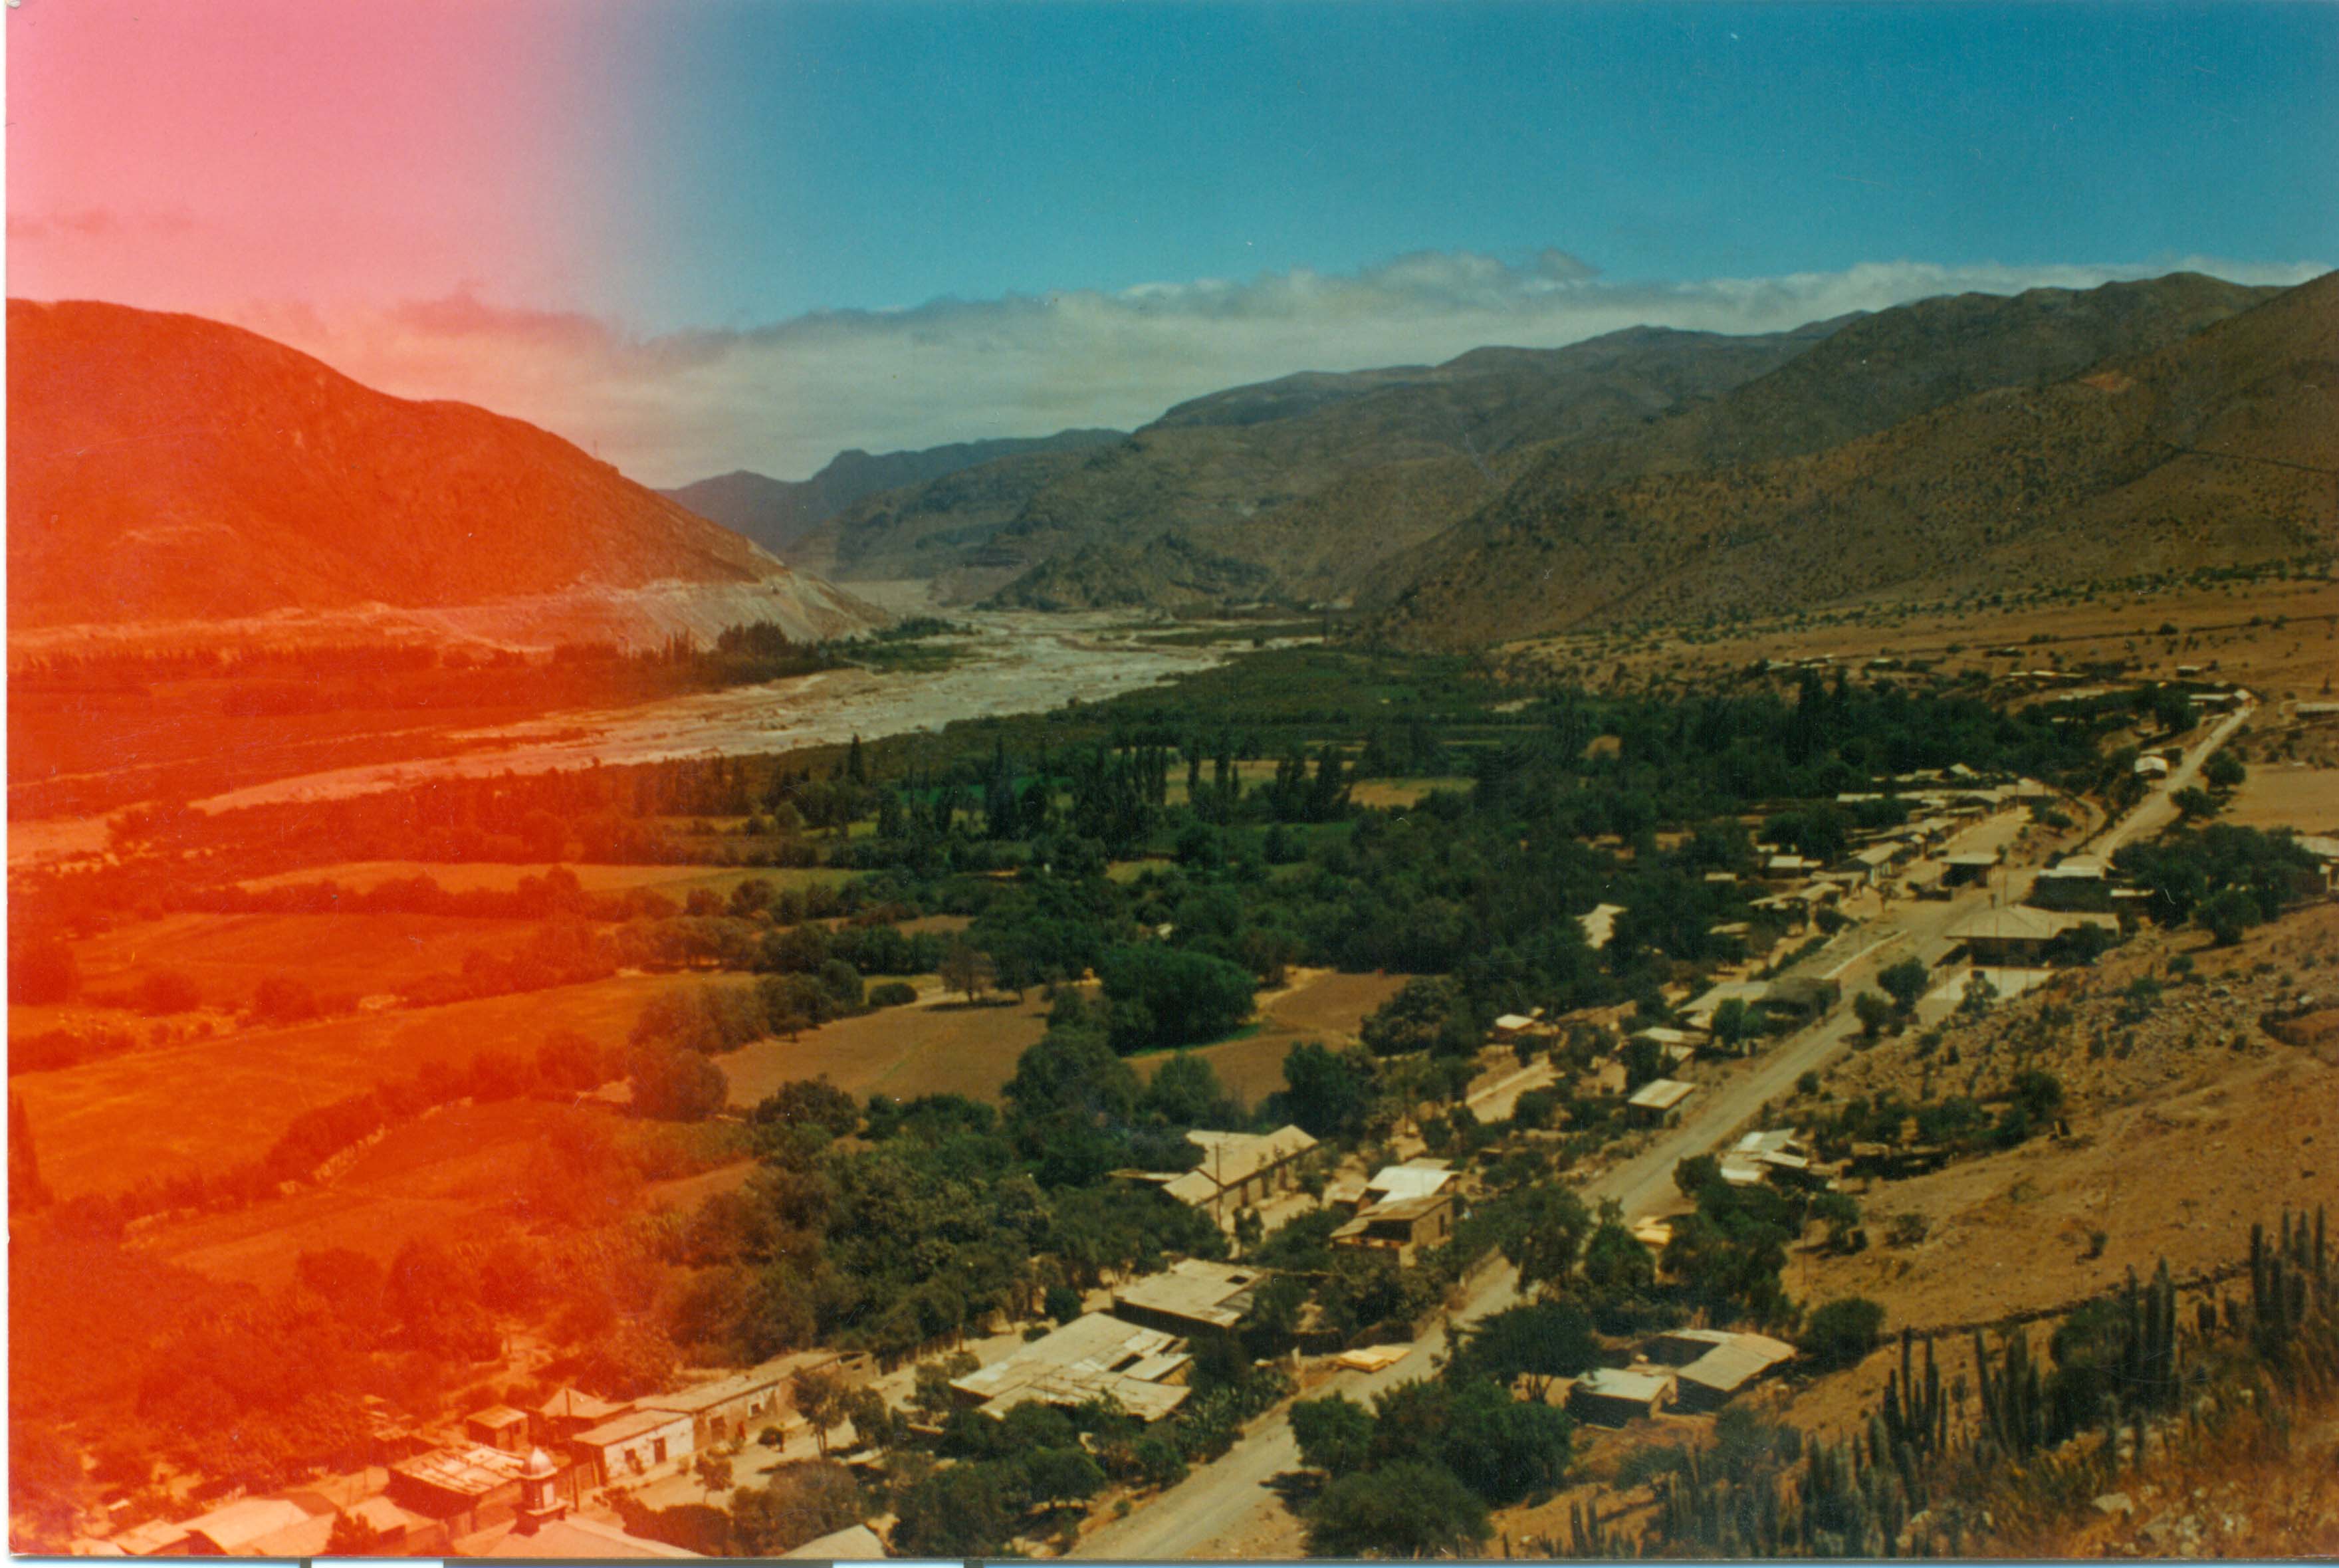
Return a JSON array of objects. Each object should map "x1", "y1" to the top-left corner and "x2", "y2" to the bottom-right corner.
[{"x1": 516, "y1": 1447, "x2": 566, "y2": 1535}]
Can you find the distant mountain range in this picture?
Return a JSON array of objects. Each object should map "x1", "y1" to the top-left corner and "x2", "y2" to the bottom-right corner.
[
  {"x1": 1374, "y1": 271, "x2": 2335, "y2": 646},
  {"x1": 662, "y1": 430, "x2": 1125, "y2": 556},
  {"x1": 7, "y1": 299, "x2": 886, "y2": 649},
  {"x1": 772, "y1": 271, "x2": 2320, "y2": 634}
]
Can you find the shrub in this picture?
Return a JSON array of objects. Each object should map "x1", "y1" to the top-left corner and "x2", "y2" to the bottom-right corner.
[
  {"x1": 868, "y1": 980, "x2": 918, "y2": 1008},
  {"x1": 1800, "y1": 1296, "x2": 1886, "y2": 1369}
]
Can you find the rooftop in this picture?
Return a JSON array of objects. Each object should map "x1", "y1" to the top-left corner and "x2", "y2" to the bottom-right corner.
[
  {"x1": 574, "y1": 1408, "x2": 693, "y2": 1450},
  {"x1": 1949, "y1": 905, "x2": 2120, "y2": 943},
  {"x1": 1575, "y1": 1367, "x2": 1675, "y2": 1403},
  {"x1": 641, "y1": 1365, "x2": 786, "y2": 1414},
  {"x1": 1180, "y1": 1125, "x2": 1318, "y2": 1190},
  {"x1": 1628, "y1": 1079, "x2": 1697, "y2": 1111},
  {"x1": 536, "y1": 1386, "x2": 631, "y2": 1424},
  {"x1": 1113, "y1": 1258, "x2": 1267, "y2": 1330},
  {"x1": 477, "y1": 1515, "x2": 704, "y2": 1558},
  {"x1": 1365, "y1": 1159, "x2": 1456, "y2": 1202},
  {"x1": 949, "y1": 1313, "x2": 1192, "y2": 1423},
  {"x1": 467, "y1": 1403, "x2": 530, "y2": 1429},
  {"x1": 180, "y1": 1498, "x2": 317, "y2": 1554},
  {"x1": 392, "y1": 1443, "x2": 530, "y2": 1499}
]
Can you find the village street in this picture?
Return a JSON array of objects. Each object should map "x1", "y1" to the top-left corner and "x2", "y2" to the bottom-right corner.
[{"x1": 1075, "y1": 707, "x2": 2254, "y2": 1559}]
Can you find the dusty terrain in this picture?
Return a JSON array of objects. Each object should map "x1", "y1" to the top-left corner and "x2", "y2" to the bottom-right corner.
[{"x1": 1500, "y1": 576, "x2": 2339, "y2": 701}]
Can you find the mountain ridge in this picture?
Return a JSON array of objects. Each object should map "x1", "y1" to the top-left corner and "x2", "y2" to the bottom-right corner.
[{"x1": 6, "y1": 298, "x2": 887, "y2": 648}]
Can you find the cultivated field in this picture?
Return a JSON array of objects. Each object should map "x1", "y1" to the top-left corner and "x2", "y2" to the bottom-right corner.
[
  {"x1": 717, "y1": 989, "x2": 1056, "y2": 1108},
  {"x1": 13, "y1": 972, "x2": 697, "y2": 1198},
  {"x1": 34, "y1": 910, "x2": 544, "y2": 1012},
  {"x1": 237, "y1": 859, "x2": 862, "y2": 900},
  {"x1": 1132, "y1": 968, "x2": 1411, "y2": 1105},
  {"x1": 133, "y1": 1099, "x2": 756, "y2": 1289}
]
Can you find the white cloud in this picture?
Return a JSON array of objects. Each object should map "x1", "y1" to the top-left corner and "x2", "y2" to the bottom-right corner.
[{"x1": 227, "y1": 250, "x2": 2329, "y2": 488}]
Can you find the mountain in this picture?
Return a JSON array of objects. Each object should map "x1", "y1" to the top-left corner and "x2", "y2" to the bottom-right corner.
[
  {"x1": 663, "y1": 429, "x2": 1125, "y2": 555},
  {"x1": 980, "y1": 532, "x2": 1275, "y2": 615},
  {"x1": 793, "y1": 322, "x2": 1843, "y2": 605},
  {"x1": 7, "y1": 299, "x2": 885, "y2": 647},
  {"x1": 1371, "y1": 272, "x2": 2336, "y2": 648}
]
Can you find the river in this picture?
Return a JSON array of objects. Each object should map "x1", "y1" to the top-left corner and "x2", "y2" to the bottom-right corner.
[{"x1": 9, "y1": 606, "x2": 1273, "y2": 866}]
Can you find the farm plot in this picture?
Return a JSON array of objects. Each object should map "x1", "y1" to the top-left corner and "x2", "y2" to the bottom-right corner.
[
  {"x1": 717, "y1": 990, "x2": 1055, "y2": 1108},
  {"x1": 237, "y1": 859, "x2": 862, "y2": 901},
  {"x1": 12, "y1": 972, "x2": 695, "y2": 1199},
  {"x1": 54, "y1": 910, "x2": 543, "y2": 1010}
]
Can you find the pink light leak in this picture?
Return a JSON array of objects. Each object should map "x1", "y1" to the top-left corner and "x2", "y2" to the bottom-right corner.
[{"x1": 7, "y1": 0, "x2": 643, "y2": 327}]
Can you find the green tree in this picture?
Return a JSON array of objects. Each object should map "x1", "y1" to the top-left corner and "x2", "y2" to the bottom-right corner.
[
  {"x1": 1852, "y1": 990, "x2": 1894, "y2": 1040},
  {"x1": 1276, "y1": 1042, "x2": 1373, "y2": 1139},
  {"x1": 1141, "y1": 1052, "x2": 1243, "y2": 1129},
  {"x1": 1305, "y1": 1460, "x2": 1489, "y2": 1558},
  {"x1": 1449, "y1": 1299, "x2": 1599, "y2": 1399},
  {"x1": 2172, "y1": 785, "x2": 2217, "y2": 821},
  {"x1": 2199, "y1": 886, "x2": 2259, "y2": 947},
  {"x1": 940, "y1": 939, "x2": 992, "y2": 1004},
  {"x1": 693, "y1": 1452, "x2": 735, "y2": 1502},
  {"x1": 1709, "y1": 996, "x2": 1759, "y2": 1052},
  {"x1": 1500, "y1": 1183, "x2": 1593, "y2": 1296},
  {"x1": 792, "y1": 1368, "x2": 846, "y2": 1456},
  {"x1": 1878, "y1": 958, "x2": 1930, "y2": 1015},
  {"x1": 892, "y1": 1462, "x2": 1016, "y2": 1557},
  {"x1": 1291, "y1": 1393, "x2": 1375, "y2": 1476}
]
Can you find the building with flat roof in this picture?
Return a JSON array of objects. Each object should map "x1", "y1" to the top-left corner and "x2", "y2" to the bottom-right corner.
[
  {"x1": 1113, "y1": 1258, "x2": 1267, "y2": 1336},
  {"x1": 533, "y1": 1386, "x2": 632, "y2": 1446},
  {"x1": 639, "y1": 1357, "x2": 818, "y2": 1450},
  {"x1": 176, "y1": 1498, "x2": 322, "y2": 1557},
  {"x1": 948, "y1": 1313, "x2": 1192, "y2": 1423},
  {"x1": 572, "y1": 1408, "x2": 696, "y2": 1487},
  {"x1": 1626, "y1": 1078, "x2": 1697, "y2": 1123},
  {"x1": 388, "y1": 1443, "x2": 536, "y2": 1537},
  {"x1": 1332, "y1": 1191, "x2": 1456, "y2": 1265},
  {"x1": 1567, "y1": 1366, "x2": 1676, "y2": 1426},
  {"x1": 1646, "y1": 1329, "x2": 1798, "y2": 1411},
  {"x1": 465, "y1": 1404, "x2": 532, "y2": 1452},
  {"x1": 1362, "y1": 1158, "x2": 1454, "y2": 1206},
  {"x1": 1949, "y1": 905, "x2": 2120, "y2": 966}
]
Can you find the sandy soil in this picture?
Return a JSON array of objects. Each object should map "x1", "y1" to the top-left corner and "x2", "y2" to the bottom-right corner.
[
  {"x1": 1502, "y1": 578, "x2": 2339, "y2": 702},
  {"x1": 2219, "y1": 763, "x2": 2339, "y2": 832}
]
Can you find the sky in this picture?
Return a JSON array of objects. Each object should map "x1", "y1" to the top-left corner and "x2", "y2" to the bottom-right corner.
[{"x1": 8, "y1": 1, "x2": 2336, "y2": 485}]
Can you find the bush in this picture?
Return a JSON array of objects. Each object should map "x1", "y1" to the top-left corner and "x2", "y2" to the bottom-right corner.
[
  {"x1": 251, "y1": 975, "x2": 321, "y2": 1025},
  {"x1": 1800, "y1": 1296, "x2": 1885, "y2": 1369},
  {"x1": 1305, "y1": 1461, "x2": 1489, "y2": 1557},
  {"x1": 8, "y1": 937, "x2": 79, "y2": 1006},
  {"x1": 630, "y1": 1044, "x2": 730, "y2": 1122},
  {"x1": 134, "y1": 968, "x2": 203, "y2": 1015},
  {"x1": 868, "y1": 980, "x2": 918, "y2": 1008}
]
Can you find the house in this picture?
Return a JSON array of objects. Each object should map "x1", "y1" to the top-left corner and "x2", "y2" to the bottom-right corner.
[
  {"x1": 2293, "y1": 836, "x2": 2339, "y2": 891},
  {"x1": 1151, "y1": 1125, "x2": 1319, "y2": 1222},
  {"x1": 1759, "y1": 974, "x2": 1839, "y2": 1020},
  {"x1": 1362, "y1": 1157, "x2": 1455, "y2": 1206},
  {"x1": 2030, "y1": 855, "x2": 2112, "y2": 910},
  {"x1": 532, "y1": 1385, "x2": 633, "y2": 1446},
  {"x1": 1718, "y1": 1129, "x2": 1817, "y2": 1189},
  {"x1": 1949, "y1": 905, "x2": 2120, "y2": 966},
  {"x1": 177, "y1": 1498, "x2": 321, "y2": 1557},
  {"x1": 107, "y1": 1521, "x2": 192, "y2": 1557},
  {"x1": 337, "y1": 1496, "x2": 423, "y2": 1553},
  {"x1": 1646, "y1": 1329, "x2": 1798, "y2": 1412},
  {"x1": 571, "y1": 1408, "x2": 696, "y2": 1487},
  {"x1": 475, "y1": 1514, "x2": 705, "y2": 1559},
  {"x1": 948, "y1": 1312, "x2": 1192, "y2": 1423},
  {"x1": 1566, "y1": 1366, "x2": 1676, "y2": 1426},
  {"x1": 1332, "y1": 1192, "x2": 1456, "y2": 1264},
  {"x1": 1114, "y1": 1258, "x2": 1268, "y2": 1336},
  {"x1": 465, "y1": 1404, "x2": 532, "y2": 1452},
  {"x1": 388, "y1": 1444, "x2": 535, "y2": 1537},
  {"x1": 1629, "y1": 1026, "x2": 1699, "y2": 1069},
  {"x1": 1626, "y1": 1079, "x2": 1697, "y2": 1125},
  {"x1": 1681, "y1": 979, "x2": 1767, "y2": 1034},
  {"x1": 639, "y1": 1360, "x2": 803, "y2": 1450},
  {"x1": 2134, "y1": 754, "x2": 2171, "y2": 780},
  {"x1": 1942, "y1": 849, "x2": 2001, "y2": 887},
  {"x1": 784, "y1": 1523, "x2": 886, "y2": 1559},
  {"x1": 1489, "y1": 1011, "x2": 1545, "y2": 1044}
]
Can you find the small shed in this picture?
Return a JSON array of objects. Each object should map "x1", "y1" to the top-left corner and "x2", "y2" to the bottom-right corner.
[
  {"x1": 466, "y1": 1404, "x2": 532, "y2": 1452},
  {"x1": 1567, "y1": 1366, "x2": 1676, "y2": 1426},
  {"x1": 1626, "y1": 1078, "x2": 1697, "y2": 1125}
]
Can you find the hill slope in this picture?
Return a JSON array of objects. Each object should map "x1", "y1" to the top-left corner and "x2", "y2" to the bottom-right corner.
[
  {"x1": 663, "y1": 428, "x2": 1125, "y2": 556},
  {"x1": 7, "y1": 299, "x2": 884, "y2": 645},
  {"x1": 793, "y1": 323, "x2": 1840, "y2": 604},
  {"x1": 1371, "y1": 273, "x2": 2337, "y2": 647}
]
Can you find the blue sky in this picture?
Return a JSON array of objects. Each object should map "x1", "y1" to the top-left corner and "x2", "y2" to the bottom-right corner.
[
  {"x1": 18, "y1": 1, "x2": 2331, "y2": 480},
  {"x1": 602, "y1": 1, "x2": 2339, "y2": 330}
]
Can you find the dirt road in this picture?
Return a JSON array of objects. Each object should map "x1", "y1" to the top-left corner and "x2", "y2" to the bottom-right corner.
[
  {"x1": 1077, "y1": 715, "x2": 2255, "y2": 1560},
  {"x1": 2089, "y1": 698, "x2": 2258, "y2": 859}
]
